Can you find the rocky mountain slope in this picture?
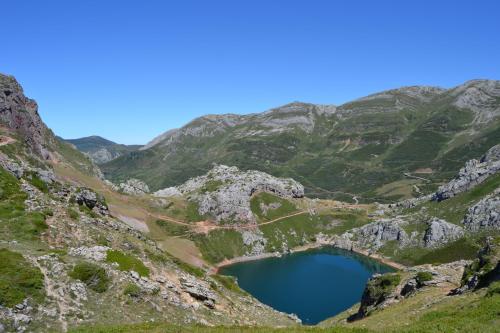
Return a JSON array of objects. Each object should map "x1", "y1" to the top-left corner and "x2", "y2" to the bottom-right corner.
[
  {"x1": 0, "y1": 74, "x2": 300, "y2": 332},
  {"x1": 102, "y1": 79, "x2": 500, "y2": 203},
  {"x1": 65, "y1": 136, "x2": 141, "y2": 164},
  {"x1": 1, "y1": 73, "x2": 499, "y2": 333}
]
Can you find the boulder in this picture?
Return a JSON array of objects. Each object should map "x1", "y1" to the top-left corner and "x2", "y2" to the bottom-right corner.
[
  {"x1": 423, "y1": 218, "x2": 464, "y2": 248},
  {"x1": 180, "y1": 275, "x2": 217, "y2": 308},
  {"x1": 351, "y1": 218, "x2": 409, "y2": 249},
  {"x1": 74, "y1": 188, "x2": 109, "y2": 215},
  {"x1": 118, "y1": 178, "x2": 150, "y2": 196},
  {"x1": 463, "y1": 190, "x2": 500, "y2": 231}
]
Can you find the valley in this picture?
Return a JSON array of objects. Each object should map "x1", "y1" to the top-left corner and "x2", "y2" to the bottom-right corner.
[{"x1": 0, "y1": 73, "x2": 499, "y2": 333}]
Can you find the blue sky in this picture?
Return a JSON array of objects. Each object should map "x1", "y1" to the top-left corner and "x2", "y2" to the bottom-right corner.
[{"x1": 2, "y1": 0, "x2": 499, "y2": 144}]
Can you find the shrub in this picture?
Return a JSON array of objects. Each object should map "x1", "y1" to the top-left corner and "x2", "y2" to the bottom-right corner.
[
  {"x1": 123, "y1": 283, "x2": 141, "y2": 297},
  {"x1": 106, "y1": 250, "x2": 150, "y2": 277},
  {"x1": 28, "y1": 173, "x2": 49, "y2": 193},
  {"x1": 416, "y1": 271, "x2": 434, "y2": 285},
  {"x1": 0, "y1": 248, "x2": 45, "y2": 307},
  {"x1": 69, "y1": 262, "x2": 109, "y2": 293}
]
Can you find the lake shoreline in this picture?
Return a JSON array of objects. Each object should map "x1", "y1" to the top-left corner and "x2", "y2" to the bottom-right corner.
[{"x1": 211, "y1": 241, "x2": 405, "y2": 274}]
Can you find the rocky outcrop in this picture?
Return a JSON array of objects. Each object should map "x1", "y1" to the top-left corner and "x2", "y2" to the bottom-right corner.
[
  {"x1": 432, "y1": 144, "x2": 500, "y2": 201},
  {"x1": 74, "y1": 188, "x2": 109, "y2": 215},
  {"x1": 68, "y1": 246, "x2": 110, "y2": 261},
  {"x1": 0, "y1": 74, "x2": 54, "y2": 159},
  {"x1": 350, "y1": 218, "x2": 409, "y2": 249},
  {"x1": 155, "y1": 165, "x2": 304, "y2": 223},
  {"x1": 423, "y1": 218, "x2": 464, "y2": 248},
  {"x1": 452, "y1": 237, "x2": 500, "y2": 294},
  {"x1": 180, "y1": 275, "x2": 217, "y2": 309},
  {"x1": 118, "y1": 178, "x2": 150, "y2": 195},
  {"x1": 463, "y1": 190, "x2": 500, "y2": 231},
  {"x1": 450, "y1": 80, "x2": 500, "y2": 123}
]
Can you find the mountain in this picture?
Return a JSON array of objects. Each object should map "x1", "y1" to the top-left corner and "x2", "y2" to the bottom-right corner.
[
  {"x1": 0, "y1": 74, "x2": 297, "y2": 331},
  {"x1": 101, "y1": 79, "x2": 500, "y2": 203},
  {"x1": 65, "y1": 136, "x2": 141, "y2": 164}
]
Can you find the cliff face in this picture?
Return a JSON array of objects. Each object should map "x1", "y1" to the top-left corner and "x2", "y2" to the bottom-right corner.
[{"x1": 0, "y1": 74, "x2": 53, "y2": 158}]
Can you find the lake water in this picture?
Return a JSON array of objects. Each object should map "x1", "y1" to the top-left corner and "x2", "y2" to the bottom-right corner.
[{"x1": 219, "y1": 247, "x2": 394, "y2": 325}]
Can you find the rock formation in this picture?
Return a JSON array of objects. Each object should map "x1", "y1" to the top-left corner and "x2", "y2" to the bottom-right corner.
[
  {"x1": 463, "y1": 189, "x2": 500, "y2": 231},
  {"x1": 423, "y1": 218, "x2": 464, "y2": 248},
  {"x1": 0, "y1": 74, "x2": 53, "y2": 158},
  {"x1": 154, "y1": 165, "x2": 304, "y2": 223},
  {"x1": 433, "y1": 144, "x2": 500, "y2": 201}
]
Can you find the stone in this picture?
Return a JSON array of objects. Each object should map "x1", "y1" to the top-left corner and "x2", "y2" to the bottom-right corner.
[
  {"x1": 155, "y1": 164, "x2": 304, "y2": 223},
  {"x1": 432, "y1": 145, "x2": 500, "y2": 201},
  {"x1": 351, "y1": 218, "x2": 409, "y2": 249},
  {"x1": 463, "y1": 191, "x2": 500, "y2": 231},
  {"x1": 74, "y1": 187, "x2": 109, "y2": 215},
  {"x1": 118, "y1": 178, "x2": 150, "y2": 195},
  {"x1": 69, "y1": 246, "x2": 110, "y2": 261},
  {"x1": 400, "y1": 279, "x2": 418, "y2": 297},
  {"x1": 423, "y1": 218, "x2": 464, "y2": 248},
  {"x1": 180, "y1": 275, "x2": 217, "y2": 307}
]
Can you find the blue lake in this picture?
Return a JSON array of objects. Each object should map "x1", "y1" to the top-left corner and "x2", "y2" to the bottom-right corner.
[{"x1": 219, "y1": 247, "x2": 394, "y2": 325}]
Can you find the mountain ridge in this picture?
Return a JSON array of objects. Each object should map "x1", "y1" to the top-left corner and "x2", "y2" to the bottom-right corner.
[{"x1": 102, "y1": 79, "x2": 500, "y2": 203}]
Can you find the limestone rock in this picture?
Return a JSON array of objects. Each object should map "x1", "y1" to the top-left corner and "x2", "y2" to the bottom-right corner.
[
  {"x1": 351, "y1": 218, "x2": 409, "y2": 249},
  {"x1": 69, "y1": 246, "x2": 110, "y2": 261},
  {"x1": 118, "y1": 178, "x2": 150, "y2": 195},
  {"x1": 155, "y1": 165, "x2": 304, "y2": 223},
  {"x1": 180, "y1": 275, "x2": 217, "y2": 308},
  {"x1": 433, "y1": 144, "x2": 500, "y2": 201},
  {"x1": 423, "y1": 218, "x2": 464, "y2": 248},
  {"x1": 463, "y1": 190, "x2": 500, "y2": 231},
  {"x1": 74, "y1": 188, "x2": 109, "y2": 215}
]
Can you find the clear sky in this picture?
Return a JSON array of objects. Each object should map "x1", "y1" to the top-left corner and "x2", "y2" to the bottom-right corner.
[{"x1": 2, "y1": 0, "x2": 499, "y2": 144}]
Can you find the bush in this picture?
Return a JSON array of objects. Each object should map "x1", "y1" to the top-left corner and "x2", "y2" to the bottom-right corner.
[
  {"x1": 123, "y1": 283, "x2": 141, "y2": 297},
  {"x1": 416, "y1": 271, "x2": 434, "y2": 285},
  {"x1": 486, "y1": 281, "x2": 500, "y2": 297},
  {"x1": 106, "y1": 250, "x2": 150, "y2": 277},
  {"x1": 28, "y1": 173, "x2": 49, "y2": 193},
  {"x1": 69, "y1": 262, "x2": 109, "y2": 293},
  {"x1": 0, "y1": 248, "x2": 45, "y2": 307}
]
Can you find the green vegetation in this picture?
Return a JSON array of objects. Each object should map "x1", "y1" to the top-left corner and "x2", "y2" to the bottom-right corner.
[
  {"x1": 412, "y1": 172, "x2": 500, "y2": 224},
  {"x1": 101, "y1": 94, "x2": 496, "y2": 204},
  {"x1": 155, "y1": 219, "x2": 189, "y2": 236},
  {"x1": 213, "y1": 275, "x2": 247, "y2": 295},
  {"x1": 0, "y1": 248, "x2": 45, "y2": 307},
  {"x1": 200, "y1": 179, "x2": 224, "y2": 193},
  {"x1": 28, "y1": 172, "x2": 49, "y2": 193},
  {"x1": 365, "y1": 273, "x2": 401, "y2": 305},
  {"x1": 416, "y1": 271, "x2": 433, "y2": 285},
  {"x1": 260, "y1": 211, "x2": 370, "y2": 252},
  {"x1": 145, "y1": 248, "x2": 205, "y2": 278},
  {"x1": 69, "y1": 262, "x2": 109, "y2": 293},
  {"x1": 381, "y1": 237, "x2": 481, "y2": 266},
  {"x1": 186, "y1": 201, "x2": 204, "y2": 222},
  {"x1": 191, "y1": 229, "x2": 248, "y2": 263},
  {"x1": 399, "y1": 292, "x2": 500, "y2": 333},
  {"x1": 123, "y1": 283, "x2": 141, "y2": 297},
  {"x1": 70, "y1": 324, "x2": 369, "y2": 333},
  {"x1": 106, "y1": 250, "x2": 150, "y2": 277},
  {"x1": 67, "y1": 208, "x2": 79, "y2": 220},
  {"x1": 250, "y1": 192, "x2": 297, "y2": 222},
  {"x1": 0, "y1": 168, "x2": 48, "y2": 242}
]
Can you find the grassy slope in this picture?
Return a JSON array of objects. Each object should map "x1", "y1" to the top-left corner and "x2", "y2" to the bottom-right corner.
[{"x1": 102, "y1": 94, "x2": 499, "y2": 203}]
